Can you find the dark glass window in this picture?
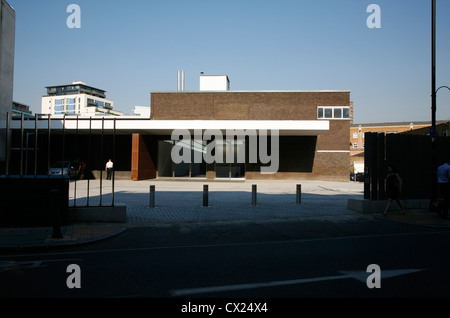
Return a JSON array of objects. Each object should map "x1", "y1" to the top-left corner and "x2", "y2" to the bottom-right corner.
[
  {"x1": 343, "y1": 108, "x2": 350, "y2": 118},
  {"x1": 318, "y1": 108, "x2": 324, "y2": 118},
  {"x1": 334, "y1": 108, "x2": 342, "y2": 118}
]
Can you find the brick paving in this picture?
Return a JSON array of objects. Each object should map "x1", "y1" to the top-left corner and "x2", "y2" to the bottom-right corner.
[{"x1": 68, "y1": 179, "x2": 365, "y2": 224}]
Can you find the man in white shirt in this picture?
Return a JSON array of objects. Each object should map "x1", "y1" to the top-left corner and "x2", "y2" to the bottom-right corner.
[
  {"x1": 437, "y1": 158, "x2": 450, "y2": 218},
  {"x1": 105, "y1": 159, "x2": 114, "y2": 180}
]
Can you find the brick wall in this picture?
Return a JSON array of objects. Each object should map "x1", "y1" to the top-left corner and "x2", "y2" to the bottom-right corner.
[
  {"x1": 151, "y1": 91, "x2": 350, "y2": 121},
  {"x1": 149, "y1": 91, "x2": 350, "y2": 181}
]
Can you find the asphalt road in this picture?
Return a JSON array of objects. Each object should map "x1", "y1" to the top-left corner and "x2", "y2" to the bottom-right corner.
[{"x1": 1, "y1": 215, "x2": 449, "y2": 313}]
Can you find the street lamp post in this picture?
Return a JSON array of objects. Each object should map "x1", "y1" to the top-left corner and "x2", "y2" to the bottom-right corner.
[
  {"x1": 430, "y1": 0, "x2": 450, "y2": 209},
  {"x1": 436, "y1": 86, "x2": 450, "y2": 94},
  {"x1": 430, "y1": 85, "x2": 450, "y2": 208},
  {"x1": 430, "y1": 0, "x2": 438, "y2": 206}
]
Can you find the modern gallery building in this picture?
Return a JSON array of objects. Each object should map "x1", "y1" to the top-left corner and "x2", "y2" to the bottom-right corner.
[{"x1": 4, "y1": 75, "x2": 352, "y2": 182}]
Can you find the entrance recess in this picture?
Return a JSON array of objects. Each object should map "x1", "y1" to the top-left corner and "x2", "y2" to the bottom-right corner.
[{"x1": 157, "y1": 139, "x2": 245, "y2": 179}]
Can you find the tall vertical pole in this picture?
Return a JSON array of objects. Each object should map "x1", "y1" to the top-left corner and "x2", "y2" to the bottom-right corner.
[
  {"x1": 74, "y1": 117, "x2": 79, "y2": 207},
  {"x1": 20, "y1": 113, "x2": 24, "y2": 176},
  {"x1": 87, "y1": 117, "x2": 92, "y2": 206},
  {"x1": 47, "y1": 115, "x2": 51, "y2": 176},
  {"x1": 62, "y1": 115, "x2": 66, "y2": 176},
  {"x1": 34, "y1": 113, "x2": 38, "y2": 176},
  {"x1": 431, "y1": 0, "x2": 436, "y2": 134},
  {"x1": 112, "y1": 118, "x2": 116, "y2": 207},
  {"x1": 5, "y1": 112, "x2": 10, "y2": 176},
  {"x1": 100, "y1": 117, "x2": 104, "y2": 206},
  {"x1": 431, "y1": 0, "x2": 437, "y2": 203}
]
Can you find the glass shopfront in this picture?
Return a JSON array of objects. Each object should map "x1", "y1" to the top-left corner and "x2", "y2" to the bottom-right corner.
[
  {"x1": 214, "y1": 140, "x2": 246, "y2": 179},
  {"x1": 157, "y1": 139, "x2": 245, "y2": 179}
]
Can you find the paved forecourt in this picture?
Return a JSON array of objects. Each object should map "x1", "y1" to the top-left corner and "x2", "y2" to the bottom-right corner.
[{"x1": 68, "y1": 179, "x2": 365, "y2": 225}]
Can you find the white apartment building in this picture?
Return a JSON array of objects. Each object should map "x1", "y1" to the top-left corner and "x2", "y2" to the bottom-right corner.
[{"x1": 41, "y1": 81, "x2": 122, "y2": 116}]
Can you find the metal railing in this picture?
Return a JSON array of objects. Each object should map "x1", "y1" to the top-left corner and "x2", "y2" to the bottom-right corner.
[{"x1": 2, "y1": 113, "x2": 117, "y2": 208}]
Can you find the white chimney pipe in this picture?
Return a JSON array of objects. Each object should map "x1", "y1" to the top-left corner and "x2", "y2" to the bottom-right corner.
[{"x1": 181, "y1": 70, "x2": 185, "y2": 91}]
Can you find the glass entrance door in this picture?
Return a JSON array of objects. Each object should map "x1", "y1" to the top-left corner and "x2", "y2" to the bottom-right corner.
[
  {"x1": 157, "y1": 139, "x2": 207, "y2": 178},
  {"x1": 215, "y1": 140, "x2": 246, "y2": 179}
]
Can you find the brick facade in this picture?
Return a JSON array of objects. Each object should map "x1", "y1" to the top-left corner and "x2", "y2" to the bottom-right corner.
[
  {"x1": 151, "y1": 91, "x2": 350, "y2": 121},
  {"x1": 144, "y1": 91, "x2": 351, "y2": 181}
]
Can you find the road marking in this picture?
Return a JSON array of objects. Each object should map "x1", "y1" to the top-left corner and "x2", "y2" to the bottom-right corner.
[
  {"x1": 0, "y1": 259, "x2": 83, "y2": 273},
  {"x1": 170, "y1": 269, "x2": 424, "y2": 296},
  {"x1": 0, "y1": 230, "x2": 445, "y2": 259}
]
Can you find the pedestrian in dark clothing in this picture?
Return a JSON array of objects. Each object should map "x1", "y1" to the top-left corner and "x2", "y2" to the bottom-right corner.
[
  {"x1": 383, "y1": 165, "x2": 406, "y2": 216},
  {"x1": 437, "y1": 158, "x2": 450, "y2": 219}
]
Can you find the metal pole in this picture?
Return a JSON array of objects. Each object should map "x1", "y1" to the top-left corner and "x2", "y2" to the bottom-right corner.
[
  {"x1": 100, "y1": 117, "x2": 104, "y2": 206},
  {"x1": 252, "y1": 184, "x2": 257, "y2": 206},
  {"x1": 47, "y1": 115, "x2": 51, "y2": 176},
  {"x1": 203, "y1": 184, "x2": 208, "y2": 207},
  {"x1": 431, "y1": 0, "x2": 437, "y2": 203},
  {"x1": 5, "y1": 112, "x2": 10, "y2": 176},
  {"x1": 431, "y1": 0, "x2": 436, "y2": 135},
  {"x1": 20, "y1": 113, "x2": 24, "y2": 176},
  {"x1": 112, "y1": 118, "x2": 116, "y2": 207},
  {"x1": 149, "y1": 185, "x2": 155, "y2": 208},
  {"x1": 74, "y1": 117, "x2": 78, "y2": 207},
  {"x1": 62, "y1": 115, "x2": 66, "y2": 176},
  {"x1": 25, "y1": 132, "x2": 29, "y2": 175},
  {"x1": 296, "y1": 184, "x2": 302, "y2": 204},
  {"x1": 34, "y1": 113, "x2": 38, "y2": 176},
  {"x1": 87, "y1": 117, "x2": 92, "y2": 206}
]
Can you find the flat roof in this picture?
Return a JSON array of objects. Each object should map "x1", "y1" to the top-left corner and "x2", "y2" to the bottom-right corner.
[
  {"x1": 46, "y1": 83, "x2": 106, "y2": 93},
  {"x1": 151, "y1": 90, "x2": 351, "y2": 94},
  {"x1": 351, "y1": 120, "x2": 448, "y2": 128},
  {"x1": 9, "y1": 119, "x2": 331, "y2": 136}
]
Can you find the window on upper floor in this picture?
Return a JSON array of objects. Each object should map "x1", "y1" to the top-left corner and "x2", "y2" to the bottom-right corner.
[{"x1": 317, "y1": 106, "x2": 351, "y2": 120}]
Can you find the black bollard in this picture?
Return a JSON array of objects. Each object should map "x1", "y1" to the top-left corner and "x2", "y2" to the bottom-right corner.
[
  {"x1": 149, "y1": 185, "x2": 155, "y2": 208},
  {"x1": 49, "y1": 189, "x2": 63, "y2": 238},
  {"x1": 296, "y1": 184, "x2": 302, "y2": 204},
  {"x1": 252, "y1": 184, "x2": 257, "y2": 206},
  {"x1": 203, "y1": 185, "x2": 208, "y2": 207}
]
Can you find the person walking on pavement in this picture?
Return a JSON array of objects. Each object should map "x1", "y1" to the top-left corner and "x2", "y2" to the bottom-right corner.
[
  {"x1": 105, "y1": 159, "x2": 113, "y2": 180},
  {"x1": 383, "y1": 165, "x2": 406, "y2": 216},
  {"x1": 437, "y1": 158, "x2": 450, "y2": 219}
]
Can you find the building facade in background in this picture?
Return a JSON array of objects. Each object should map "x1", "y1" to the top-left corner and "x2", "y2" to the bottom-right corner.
[
  {"x1": 349, "y1": 121, "x2": 449, "y2": 174},
  {"x1": 5, "y1": 75, "x2": 352, "y2": 182},
  {"x1": 134, "y1": 75, "x2": 352, "y2": 181},
  {"x1": 41, "y1": 81, "x2": 122, "y2": 117},
  {"x1": 0, "y1": 0, "x2": 15, "y2": 162},
  {"x1": 12, "y1": 101, "x2": 32, "y2": 117}
]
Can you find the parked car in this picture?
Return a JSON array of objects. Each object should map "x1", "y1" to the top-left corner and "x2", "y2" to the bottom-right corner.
[
  {"x1": 49, "y1": 161, "x2": 71, "y2": 176},
  {"x1": 49, "y1": 160, "x2": 81, "y2": 178}
]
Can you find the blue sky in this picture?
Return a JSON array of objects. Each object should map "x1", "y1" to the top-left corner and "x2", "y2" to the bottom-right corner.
[{"x1": 7, "y1": 0, "x2": 450, "y2": 123}]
